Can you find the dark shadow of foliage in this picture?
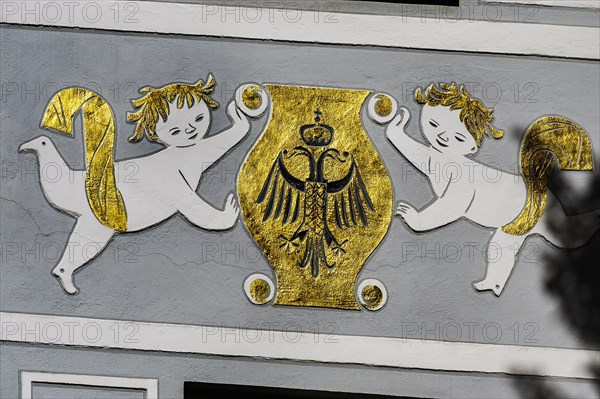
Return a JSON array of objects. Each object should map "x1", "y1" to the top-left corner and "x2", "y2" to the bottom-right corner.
[
  {"x1": 513, "y1": 171, "x2": 600, "y2": 399},
  {"x1": 513, "y1": 375, "x2": 567, "y2": 399},
  {"x1": 545, "y1": 173, "x2": 600, "y2": 348}
]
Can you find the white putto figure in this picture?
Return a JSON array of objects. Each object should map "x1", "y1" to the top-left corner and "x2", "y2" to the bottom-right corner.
[
  {"x1": 20, "y1": 75, "x2": 256, "y2": 294},
  {"x1": 386, "y1": 83, "x2": 596, "y2": 296}
]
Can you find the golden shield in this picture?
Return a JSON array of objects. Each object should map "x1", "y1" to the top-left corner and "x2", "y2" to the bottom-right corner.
[{"x1": 238, "y1": 85, "x2": 393, "y2": 310}]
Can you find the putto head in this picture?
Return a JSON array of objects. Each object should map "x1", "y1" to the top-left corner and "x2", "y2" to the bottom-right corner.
[
  {"x1": 127, "y1": 75, "x2": 219, "y2": 145},
  {"x1": 415, "y1": 83, "x2": 503, "y2": 153}
]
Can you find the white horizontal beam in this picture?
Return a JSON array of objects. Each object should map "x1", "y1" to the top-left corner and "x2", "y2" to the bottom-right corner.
[
  {"x1": 0, "y1": 1, "x2": 598, "y2": 59},
  {"x1": 482, "y1": 0, "x2": 600, "y2": 9},
  {"x1": 2, "y1": 312, "x2": 599, "y2": 379}
]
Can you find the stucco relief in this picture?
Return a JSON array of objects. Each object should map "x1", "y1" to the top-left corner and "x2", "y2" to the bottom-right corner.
[{"x1": 20, "y1": 78, "x2": 596, "y2": 305}]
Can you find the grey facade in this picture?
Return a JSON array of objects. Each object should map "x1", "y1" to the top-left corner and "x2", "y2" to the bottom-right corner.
[{"x1": 1, "y1": 1, "x2": 599, "y2": 398}]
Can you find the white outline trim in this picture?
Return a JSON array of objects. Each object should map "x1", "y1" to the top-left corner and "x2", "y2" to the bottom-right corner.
[
  {"x1": 20, "y1": 371, "x2": 158, "y2": 399},
  {"x1": 357, "y1": 278, "x2": 388, "y2": 311},
  {"x1": 235, "y1": 84, "x2": 269, "y2": 118},
  {"x1": 367, "y1": 93, "x2": 399, "y2": 125},
  {"x1": 243, "y1": 273, "x2": 275, "y2": 304},
  {"x1": 2, "y1": 312, "x2": 599, "y2": 379},
  {"x1": 482, "y1": 0, "x2": 600, "y2": 10},
  {"x1": 0, "y1": 1, "x2": 598, "y2": 59}
]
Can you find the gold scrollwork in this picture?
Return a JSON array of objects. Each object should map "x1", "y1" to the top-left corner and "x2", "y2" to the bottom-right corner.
[
  {"x1": 374, "y1": 94, "x2": 393, "y2": 117},
  {"x1": 249, "y1": 278, "x2": 271, "y2": 304},
  {"x1": 242, "y1": 85, "x2": 263, "y2": 111},
  {"x1": 361, "y1": 284, "x2": 384, "y2": 310}
]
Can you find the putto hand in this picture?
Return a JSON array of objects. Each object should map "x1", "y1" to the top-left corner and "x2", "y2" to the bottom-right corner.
[
  {"x1": 396, "y1": 200, "x2": 419, "y2": 230},
  {"x1": 227, "y1": 101, "x2": 250, "y2": 134},
  {"x1": 386, "y1": 107, "x2": 411, "y2": 139},
  {"x1": 223, "y1": 192, "x2": 240, "y2": 225},
  {"x1": 397, "y1": 107, "x2": 411, "y2": 129}
]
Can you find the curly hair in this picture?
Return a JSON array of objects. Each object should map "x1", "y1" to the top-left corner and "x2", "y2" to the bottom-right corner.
[
  {"x1": 127, "y1": 75, "x2": 219, "y2": 142},
  {"x1": 415, "y1": 82, "x2": 503, "y2": 147}
]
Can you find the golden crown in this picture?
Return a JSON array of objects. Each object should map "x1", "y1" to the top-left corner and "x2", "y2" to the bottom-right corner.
[{"x1": 300, "y1": 109, "x2": 334, "y2": 147}]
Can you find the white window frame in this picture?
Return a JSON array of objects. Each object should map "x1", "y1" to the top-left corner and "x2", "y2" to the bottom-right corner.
[{"x1": 20, "y1": 371, "x2": 158, "y2": 399}]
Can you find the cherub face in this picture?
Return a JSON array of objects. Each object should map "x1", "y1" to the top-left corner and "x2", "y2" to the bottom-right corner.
[
  {"x1": 420, "y1": 104, "x2": 477, "y2": 156},
  {"x1": 155, "y1": 99, "x2": 211, "y2": 147}
]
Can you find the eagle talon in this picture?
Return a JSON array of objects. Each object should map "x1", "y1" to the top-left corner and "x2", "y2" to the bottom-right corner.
[
  {"x1": 278, "y1": 234, "x2": 300, "y2": 253},
  {"x1": 330, "y1": 239, "x2": 348, "y2": 257}
]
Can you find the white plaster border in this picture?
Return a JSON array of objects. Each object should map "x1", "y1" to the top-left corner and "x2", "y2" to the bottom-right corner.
[
  {"x1": 482, "y1": 0, "x2": 600, "y2": 10},
  {"x1": 20, "y1": 371, "x2": 158, "y2": 399},
  {"x1": 2, "y1": 312, "x2": 599, "y2": 380},
  {"x1": 0, "y1": 1, "x2": 598, "y2": 59}
]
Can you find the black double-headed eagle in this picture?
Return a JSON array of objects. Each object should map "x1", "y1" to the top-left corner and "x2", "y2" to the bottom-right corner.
[{"x1": 257, "y1": 109, "x2": 374, "y2": 278}]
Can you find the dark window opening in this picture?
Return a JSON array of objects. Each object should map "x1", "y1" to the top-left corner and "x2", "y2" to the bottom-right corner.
[
  {"x1": 184, "y1": 382, "x2": 425, "y2": 398},
  {"x1": 345, "y1": 0, "x2": 459, "y2": 6}
]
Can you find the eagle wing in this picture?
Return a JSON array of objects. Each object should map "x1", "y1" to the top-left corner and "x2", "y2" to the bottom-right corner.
[
  {"x1": 328, "y1": 157, "x2": 374, "y2": 229},
  {"x1": 257, "y1": 152, "x2": 305, "y2": 224}
]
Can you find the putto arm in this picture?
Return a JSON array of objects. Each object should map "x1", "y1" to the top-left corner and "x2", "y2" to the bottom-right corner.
[
  {"x1": 177, "y1": 176, "x2": 239, "y2": 230},
  {"x1": 198, "y1": 101, "x2": 250, "y2": 168},
  {"x1": 397, "y1": 182, "x2": 471, "y2": 232},
  {"x1": 200, "y1": 84, "x2": 270, "y2": 168},
  {"x1": 403, "y1": 198, "x2": 465, "y2": 231},
  {"x1": 386, "y1": 107, "x2": 434, "y2": 175}
]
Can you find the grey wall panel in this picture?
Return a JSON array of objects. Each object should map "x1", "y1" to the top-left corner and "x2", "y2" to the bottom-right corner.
[
  {"x1": 1, "y1": 26, "x2": 598, "y2": 349},
  {"x1": 1, "y1": 343, "x2": 598, "y2": 399}
]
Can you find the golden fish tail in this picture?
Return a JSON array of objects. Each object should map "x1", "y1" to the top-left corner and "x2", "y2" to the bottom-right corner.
[
  {"x1": 501, "y1": 116, "x2": 593, "y2": 236},
  {"x1": 40, "y1": 87, "x2": 127, "y2": 232}
]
